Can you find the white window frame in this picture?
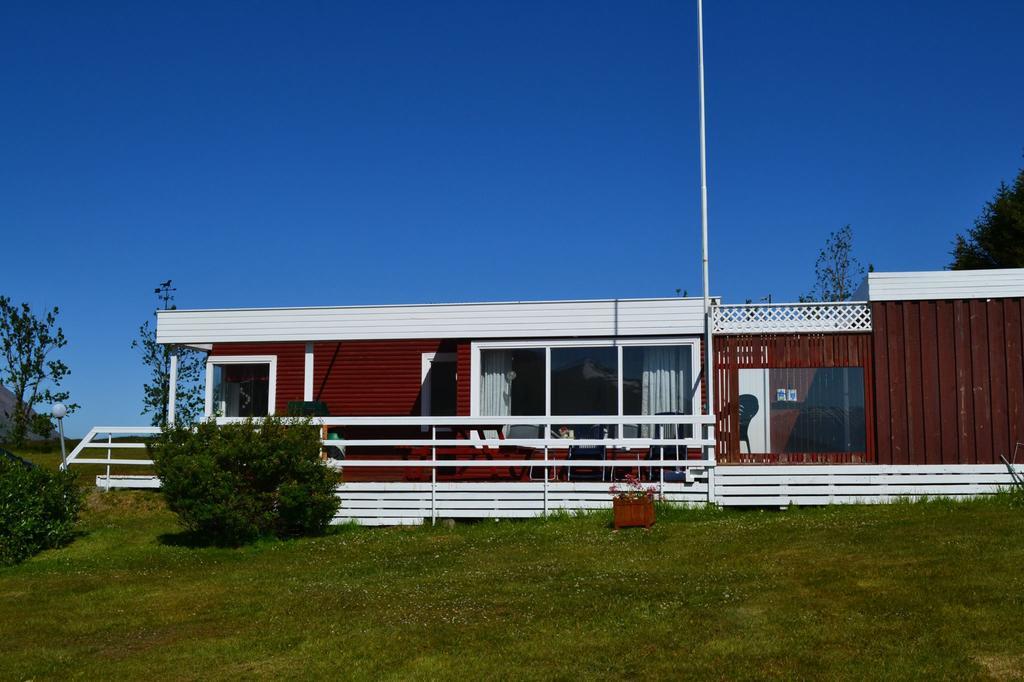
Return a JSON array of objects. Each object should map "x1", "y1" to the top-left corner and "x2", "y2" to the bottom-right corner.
[
  {"x1": 205, "y1": 355, "x2": 278, "y2": 418},
  {"x1": 469, "y1": 337, "x2": 701, "y2": 417}
]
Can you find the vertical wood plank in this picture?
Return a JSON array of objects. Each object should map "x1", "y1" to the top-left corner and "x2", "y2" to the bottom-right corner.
[
  {"x1": 872, "y1": 302, "x2": 892, "y2": 464},
  {"x1": 954, "y1": 300, "x2": 976, "y2": 463},
  {"x1": 886, "y1": 302, "x2": 909, "y2": 463},
  {"x1": 988, "y1": 300, "x2": 1010, "y2": 461},
  {"x1": 918, "y1": 301, "x2": 942, "y2": 465},
  {"x1": 936, "y1": 301, "x2": 959, "y2": 464},
  {"x1": 903, "y1": 302, "x2": 926, "y2": 464},
  {"x1": 1006, "y1": 299, "x2": 1024, "y2": 458},
  {"x1": 969, "y1": 299, "x2": 992, "y2": 463}
]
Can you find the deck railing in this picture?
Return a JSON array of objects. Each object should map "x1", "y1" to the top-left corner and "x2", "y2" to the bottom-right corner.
[{"x1": 65, "y1": 415, "x2": 716, "y2": 491}]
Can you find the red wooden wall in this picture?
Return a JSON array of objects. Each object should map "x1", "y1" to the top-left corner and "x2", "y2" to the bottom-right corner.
[
  {"x1": 210, "y1": 342, "x2": 305, "y2": 415},
  {"x1": 872, "y1": 298, "x2": 1024, "y2": 465},
  {"x1": 714, "y1": 333, "x2": 875, "y2": 464},
  {"x1": 214, "y1": 339, "x2": 472, "y2": 417}
]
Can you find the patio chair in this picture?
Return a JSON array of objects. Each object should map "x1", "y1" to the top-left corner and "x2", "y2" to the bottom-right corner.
[
  {"x1": 738, "y1": 394, "x2": 760, "y2": 453},
  {"x1": 503, "y1": 424, "x2": 545, "y2": 480},
  {"x1": 566, "y1": 424, "x2": 607, "y2": 482}
]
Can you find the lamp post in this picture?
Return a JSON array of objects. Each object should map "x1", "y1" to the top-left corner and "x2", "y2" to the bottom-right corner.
[{"x1": 52, "y1": 403, "x2": 68, "y2": 470}]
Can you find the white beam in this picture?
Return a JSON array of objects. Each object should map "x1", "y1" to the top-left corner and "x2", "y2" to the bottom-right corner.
[
  {"x1": 167, "y1": 353, "x2": 178, "y2": 425},
  {"x1": 304, "y1": 342, "x2": 314, "y2": 401}
]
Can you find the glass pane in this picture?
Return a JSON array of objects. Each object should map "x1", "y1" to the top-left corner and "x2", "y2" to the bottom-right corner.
[
  {"x1": 550, "y1": 346, "x2": 618, "y2": 416},
  {"x1": 622, "y1": 345, "x2": 693, "y2": 415},
  {"x1": 737, "y1": 367, "x2": 865, "y2": 453},
  {"x1": 213, "y1": 363, "x2": 270, "y2": 417},
  {"x1": 479, "y1": 348, "x2": 545, "y2": 416}
]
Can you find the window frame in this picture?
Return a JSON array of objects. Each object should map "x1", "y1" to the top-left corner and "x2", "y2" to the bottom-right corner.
[
  {"x1": 469, "y1": 338, "x2": 701, "y2": 417},
  {"x1": 205, "y1": 355, "x2": 278, "y2": 418}
]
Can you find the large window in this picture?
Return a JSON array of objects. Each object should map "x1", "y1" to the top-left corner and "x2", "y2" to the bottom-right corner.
[
  {"x1": 479, "y1": 348, "x2": 545, "y2": 416},
  {"x1": 737, "y1": 367, "x2": 865, "y2": 453},
  {"x1": 551, "y1": 347, "x2": 618, "y2": 416},
  {"x1": 474, "y1": 341, "x2": 697, "y2": 419},
  {"x1": 206, "y1": 356, "x2": 276, "y2": 418}
]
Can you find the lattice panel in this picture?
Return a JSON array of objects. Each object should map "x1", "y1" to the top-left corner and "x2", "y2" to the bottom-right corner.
[{"x1": 712, "y1": 302, "x2": 871, "y2": 334}]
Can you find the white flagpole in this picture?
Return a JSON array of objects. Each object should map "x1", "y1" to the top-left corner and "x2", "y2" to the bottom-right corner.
[{"x1": 697, "y1": 0, "x2": 715, "y2": 429}]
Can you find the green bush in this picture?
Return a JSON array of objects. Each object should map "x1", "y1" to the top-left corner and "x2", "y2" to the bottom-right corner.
[
  {"x1": 151, "y1": 417, "x2": 340, "y2": 545},
  {"x1": 0, "y1": 458, "x2": 81, "y2": 566}
]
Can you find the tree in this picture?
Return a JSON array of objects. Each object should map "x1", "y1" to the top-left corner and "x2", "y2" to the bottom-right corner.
[
  {"x1": 802, "y1": 225, "x2": 866, "y2": 302},
  {"x1": 132, "y1": 282, "x2": 205, "y2": 427},
  {"x1": 950, "y1": 165, "x2": 1024, "y2": 269},
  {"x1": 0, "y1": 297, "x2": 77, "y2": 445}
]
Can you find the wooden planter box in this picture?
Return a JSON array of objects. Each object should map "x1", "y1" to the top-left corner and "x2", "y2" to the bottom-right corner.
[{"x1": 612, "y1": 497, "x2": 655, "y2": 529}]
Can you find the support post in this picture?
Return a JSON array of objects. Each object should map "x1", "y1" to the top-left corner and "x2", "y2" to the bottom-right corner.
[
  {"x1": 431, "y1": 425, "x2": 437, "y2": 525},
  {"x1": 543, "y1": 441, "x2": 549, "y2": 517},
  {"x1": 167, "y1": 352, "x2": 178, "y2": 425},
  {"x1": 304, "y1": 342, "x2": 314, "y2": 401},
  {"x1": 105, "y1": 433, "x2": 112, "y2": 492}
]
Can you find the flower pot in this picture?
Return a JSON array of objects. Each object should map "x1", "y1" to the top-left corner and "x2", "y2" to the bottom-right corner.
[{"x1": 612, "y1": 496, "x2": 655, "y2": 529}]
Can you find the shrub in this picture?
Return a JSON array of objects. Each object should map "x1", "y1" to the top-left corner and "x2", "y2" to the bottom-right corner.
[
  {"x1": 151, "y1": 417, "x2": 340, "y2": 545},
  {"x1": 0, "y1": 458, "x2": 81, "y2": 566}
]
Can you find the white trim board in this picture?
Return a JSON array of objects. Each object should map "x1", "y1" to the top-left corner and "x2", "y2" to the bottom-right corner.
[
  {"x1": 856, "y1": 269, "x2": 1024, "y2": 301},
  {"x1": 156, "y1": 297, "x2": 710, "y2": 344}
]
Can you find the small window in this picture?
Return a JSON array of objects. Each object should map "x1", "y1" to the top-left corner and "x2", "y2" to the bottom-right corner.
[
  {"x1": 737, "y1": 367, "x2": 865, "y2": 454},
  {"x1": 211, "y1": 362, "x2": 271, "y2": 417}
]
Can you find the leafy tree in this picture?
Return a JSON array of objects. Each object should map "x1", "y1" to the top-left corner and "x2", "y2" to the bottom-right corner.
[
  {"x1": 132, "y1": 283, "x2": 205, "y2": 426},
  {"x1": 950, "y1": 165, "x2": 1024, "y2": 269},
  {"x1": 802, "y1": 225, "x2": 866, "y2": 302},
  {"x1": 0, "y1": 297, "x2": 77, "y2": 446}
]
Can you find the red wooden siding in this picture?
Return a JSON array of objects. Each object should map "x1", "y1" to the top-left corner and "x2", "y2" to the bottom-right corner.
[
  {"x1": 457, "y1": 341, "x2": 471, "y2": 416},
  {"x1": 312, "y1": 339, "x2": 459, "y2": 416},
  {"x1": 210, "y1": 342, "x2": 305, "y2": 415},
  {"x1": 871, "y1": 298, "x2": 1024, "y2": 465},
  {"x1": 714, "y1": 333, "x2": 875, "y2": 464}
]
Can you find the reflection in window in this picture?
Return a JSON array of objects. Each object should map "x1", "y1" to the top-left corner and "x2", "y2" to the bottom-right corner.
[
  {"x1": 212, "y1": 363, "x2": 270, "y2": 417},
  {"x1": 737, "y1": 367, "x2": 865, "y2": 453},
  {"x1": 551, "y1": 347, "x2": 618, "y2": 416},
  {"x1": 479, "y1": 348, "x2": 545, "y2": 416}
]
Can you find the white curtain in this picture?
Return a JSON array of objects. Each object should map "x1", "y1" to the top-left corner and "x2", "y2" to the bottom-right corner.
[
  {"x1": 480, "y1": 350, "x2": 512, "y2": 416},
  {"x1": 641, "y1": 347, "x2": 690, "y2": 437}
]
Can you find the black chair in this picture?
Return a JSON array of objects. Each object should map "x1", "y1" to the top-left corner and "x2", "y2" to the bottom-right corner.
[
  {"x1": 566, "y1": 425, "x2": 607, "y2": 481},
  {"x1": 738, "y1": 394, "x2": 760, "y2": 453}
]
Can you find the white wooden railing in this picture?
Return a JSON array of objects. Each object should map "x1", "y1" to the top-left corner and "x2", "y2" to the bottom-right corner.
[
  {"x1": 65, "y1": 415, "x2": 716, "y2": 481},
  {"x1": 712, "y1": 301, "x2": 872, "y2": 334}
]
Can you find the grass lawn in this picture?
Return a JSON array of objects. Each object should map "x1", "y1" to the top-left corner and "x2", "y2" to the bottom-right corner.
[{"x1": 3, "y1": 453, "x2": 1024, "y2": 680}]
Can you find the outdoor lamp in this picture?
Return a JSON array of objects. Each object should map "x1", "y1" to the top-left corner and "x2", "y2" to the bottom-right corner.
[{"x1": 52, "y1": 403, "x2": 68, "y2": 469}]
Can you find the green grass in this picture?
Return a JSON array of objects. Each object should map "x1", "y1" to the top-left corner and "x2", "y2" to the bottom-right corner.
[{"x1": 3, "y1": 452, "x2": 1024, "y2": 680}]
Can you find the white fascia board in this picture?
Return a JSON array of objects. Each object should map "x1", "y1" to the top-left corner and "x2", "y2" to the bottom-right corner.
[
  {"x1": 156, "y1": 296, "x2": 713, "y2": 345},
  {"x1": 863, "y1": 268, "x2": 1024, "y2": 301}
]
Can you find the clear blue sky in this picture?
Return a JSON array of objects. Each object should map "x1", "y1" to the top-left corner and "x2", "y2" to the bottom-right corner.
[{"x1": 1, "y1": 1, "x2": 1022, "y2": 435}]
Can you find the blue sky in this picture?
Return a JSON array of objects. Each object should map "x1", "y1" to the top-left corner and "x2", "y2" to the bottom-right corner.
[{"x1": 1, "y1": 1, "x2": 1022, "y2": 434}]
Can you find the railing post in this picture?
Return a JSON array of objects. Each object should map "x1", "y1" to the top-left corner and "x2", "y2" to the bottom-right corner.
[
  {"x1": 543, "y1": 429, "x2": 549, "y2": 517},
  {"x1": 430, "y1": 425, "x2": 437, "y2": 525},
  {"x1": 105, "y1": 433, "x2": 112, "y2": 492}
]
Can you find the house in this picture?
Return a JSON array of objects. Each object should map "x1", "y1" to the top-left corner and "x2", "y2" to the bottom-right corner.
[{"x1": 67, "y1": 268, "x2": 1024, "y2": 523}]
